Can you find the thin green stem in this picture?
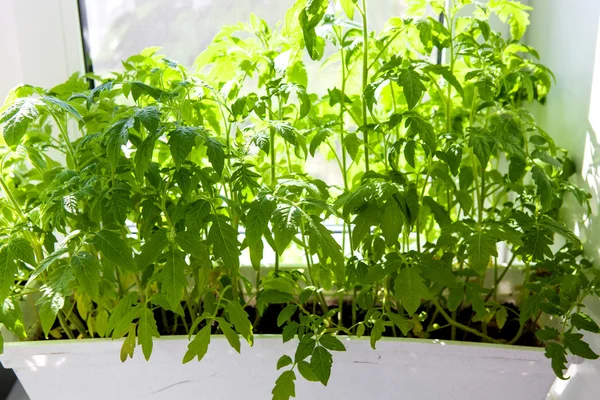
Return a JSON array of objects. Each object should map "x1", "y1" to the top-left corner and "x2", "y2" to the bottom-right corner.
[{"x1": 360, "y1": 0, "x2": 370, "y2": 173}]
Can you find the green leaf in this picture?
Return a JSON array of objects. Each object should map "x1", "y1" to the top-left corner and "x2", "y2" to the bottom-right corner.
[
  {"x1": 42, "y1": 96, "x2": 81, "y2": 120},
  {"x1": 310, "y1": 346, "x2": 333, "y2": 386},
  {"x1": 207, "y1": 215, "x2": 241, "y2": 273},
  {"x1": 465, "y1": 282, "x2": 486, "y2": 319},
  {"x1": 475, "y1": 75, "x2": 497, "y2": 101},
  {"x1": 205, "y1": 137, "x2": 225, "y2": 176},
  {"x1": 71, "y1": 251, "x2": 101, "y2": 299},
  {"x1": 571, "y1": 313, "x2": 600, "y2": 334},
  {"x1": 168, "y1": 126, "x2": 200, "y2": 169},
  {"x1": 271, "y1": 204, "x2": 301, "y2": 255},
  {"x1": 387, "y1": 312, "x2": 411, "y2": 335},
  {"x1": 272, "y1": 370, "x2": 296, "y2": 400},
  {"x1": 469, "y1": 133, "x2": 492, "y2": 167},
  {"x1": 380, "y1": 200, "x2": 403, "y2": 246},
  {"x1": 531, "y1": 166, "x2": 553, "y2": 211},
  {"x1": 277, "y1": 305, "x2": 298, "y2": 327},
  {"x1": 160, "y1": 250, "x2": 187, "y2": 310},
  {"x1": 175, "y1": 231, "x2": 210, "y2": 264},
  {"x1": 134, "y1": 106, "x2": 161, "y2": 134},
  {"x1": 370, "y1": 318, "x2": 384, "y2": 349},
  {"x1": 295, "y1": 338, "x2": 316, "y2": 362},
  {"x1": 404, "y1": 140, "x2": 416, "y2": 168},
  {"x1": 0, "y1": 247, "x2": 17, "y2": 304},
  {"x1": 395, "y1": 267, "x2": 428, "y2": 316},
  {"x1": 298, "y1": 360, "x2": 319, "y2": 382},
  {"x1": 397, "y1": 68, "x2": 426, "y2": 109},
  {"x1": 466, "y1": 229, "x2": 497, "y2": 274},
  {"x1": 545, "y1": 342, "x2": 568, "y2": 380},
  {"x1": 94, "y1": 230, "x2": 134, "y2": 271},
  {"x1": 496, "y1": 307, "x2": 508, "y2": 330},
  {"x1": 183, "y1": 325, "x2": 211, "y2": 363},
  {"x1": 137, "y1": 229, "x2": 169, "y2": 269},
  {"x1": 406, "y1": 114, "x2": 436, "y2": 150},
  {"x1": 489, "y1": 0, "x2": 532, "y2": 39},
  {"x1": 272, "y1": 121, "x2": 298, "y2": 146},
  {"x1": 277, "y1": 355, "x2": 293, "y2": 370},
  {"x1": 225, "y1": 300, "x2": 253, "y2": 344},
  {"x1": 245, "y1": 194, "x2": 276, "y2": 247},
  {"x1": 137, "y1": 307, "x2": 160, "y2": 361},
  {"x1": 217, "y1": 318, "x2": 241, "y2": 353},
  {"x1": 105, "y1": 117, "x2": 135, "y2": 168},
  {"x1": 36, "y1": 286, "x2": 65, "y2": 337},
  {"x1": 0, "y1": 98, "x2": 40, "y2": 148},
  {"x1": 340, "y1": 0, "x2": 357, "y2": 19},
  {"x1": 563, "y1": 332, "x2": 599, "y2": 360},
  {"x1": 120, "y1": 326, "x2": 137, "y2": 362},
  {"x1": 8, "y1": 237, "x2": 35, "y2": 266},
  {"x1": 319, "y1": 335, "x2": 346, "y2": 352},
  {"x1": 30, "y1": 247, "x2": 69, "y2": 281},
  {"x1": 134, "y1": 129, "x2": 162, "y2": 179},
  {"x1": 0, "y1": 298, "x2": 26, "y2": 340},
  {"x1": 185, "y1": 200, "x2": 211, "y2": 233},
  {"x1": 536, "y1": 326, "x2": 560, "y2": 341}
]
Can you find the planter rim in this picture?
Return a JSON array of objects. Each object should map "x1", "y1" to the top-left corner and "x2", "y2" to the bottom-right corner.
[{"x1": 1, "y1": 335, "x2": 549, "y2": 361}]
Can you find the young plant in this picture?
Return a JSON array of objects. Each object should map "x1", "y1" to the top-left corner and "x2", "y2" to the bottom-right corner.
[{"x1": 0, "y1": 0, "x2": 598, "y2": 398}]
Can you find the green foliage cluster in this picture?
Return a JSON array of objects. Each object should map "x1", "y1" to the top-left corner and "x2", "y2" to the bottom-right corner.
[{"x1": 0, "y1": 0, "x2": 598, "y2": 396}]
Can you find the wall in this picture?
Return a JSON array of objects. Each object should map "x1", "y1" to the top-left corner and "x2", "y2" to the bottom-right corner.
[
  {"x1": 526, "y1": 1, "x2": 600, "y2": 398},
  {"x1": 0, "y1": 0, "x2": 84, "y2": 102}
]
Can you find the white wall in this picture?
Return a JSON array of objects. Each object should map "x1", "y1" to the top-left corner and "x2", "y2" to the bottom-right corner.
[
  {"x1": 526, "y1": 1, "x2": 600, "y2": 398},
  {"x1": 0, "y1": 0, "x2": 84, "y2": 101}
]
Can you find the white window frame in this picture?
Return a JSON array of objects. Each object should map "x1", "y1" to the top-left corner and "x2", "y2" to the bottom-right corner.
[{"x1": 0, "y1": 0, "x2": 85, "y2": 99}]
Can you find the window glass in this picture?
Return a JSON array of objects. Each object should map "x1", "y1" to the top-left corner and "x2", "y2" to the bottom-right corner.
[{"x1": 81, "y1": 0, "x2": 407, "y2": 75}]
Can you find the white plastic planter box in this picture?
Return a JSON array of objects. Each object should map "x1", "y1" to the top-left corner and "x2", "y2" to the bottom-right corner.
[{"x1": 0, "y1": 336, "x2": 556, "y2": 400}]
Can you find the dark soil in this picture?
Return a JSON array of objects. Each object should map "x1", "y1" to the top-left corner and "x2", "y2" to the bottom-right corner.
[{"x1": 48, "y1": 300, "x2": 541, "y2": 348}]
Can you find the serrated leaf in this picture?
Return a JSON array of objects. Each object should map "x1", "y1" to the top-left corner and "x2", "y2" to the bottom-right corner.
[
  {"x1": 8, "y1": 237, "x2": 35, "y2": 266},
  {"x1": 531, "y1": 166, "x2": 553, "y2": 210},
  {"x1": 183, "y1": 325, "x2": 211, "y2": 363},
  {"x1": 571, "y1": 313, "x2": 600, "y2": 334},
  {"x1": 387, "y1": 312, "x2": 411, "y2": 335},
  {"x1": 310, "y1": 346, "x2": 333, "y2": 386},
  {"x1": 406, "y1": 115, "x2": 436, "y2": 150},
  {"x1": 225, "y1": 301, "x2": 253, "y2": 344},
  {"x1": 71, "y1": 251, "x2": 101, "y2": 299},
  {"x1": 545, "y1": 342, "x2": 568, "y2": 380},
  {"x1": 134, "y1": 106, "x2": 160, "y2": 134},
  {"x1": 272, "y1": 370, "x2": 296, "y2": 400},
  {"x1": 536, "y1": 326, "x2": 560, "y2": 341},
  {"x1": 208, "y1": 215, "x2": 241, "y2": 273},
  {"x1": 175, "y1": 231, "x2": 210, "y2": 264},
  {"x1": 277, "y1": 305, "x2": 298, "y2": 327},
  {"x1": 137, "y1": 307, "x2": 159, "y2": 361},
  {"x1": 563, "y1": 332, "x2": 599, "y2": 360},
  {"x1": 466, "y1": 229, "x2": 497, "y2": 274},
  {"x1": 160, "y1": 250, "x2": 187, "y2": 310},
  {"x1": 0, "y1": 247, "x2": 18, "y2": 304},
  {"x1": 217, "y1": 318, "x2": 241, "y2": 353},
  {"x1": 397, "y1": 68, "x2": 426, "y2": 109},
  {"x1": 245, "y1": 194, "x2": 276, "y2": 247},
  {"x1": 185, "y1": 200, "x2": 211, "y2": 233},
  {"x1": 105, "y1": 117, "x2": 134, "y2": 168},
  {"x1": 205, "y1": 137, "x2": 225, "y2": 176},
  {"x1": 137, "y1": 229, "x2": 169, "y2": 269},
  {"x1": 0, "y1": 98, "x2": 40, "y2": 148},
  {"x1": 271, "y1": 204, "x2": 301, "y2": 255},
  {"x1": 168, "y1": 126, "x2": 200, "y2": 169},
  {"x1": 120, "y1": 326, "x2": 137, "y2": 362},
  {"x1": 135, "y1": 129, "x2": 162, "y2": 179},
  {"x1": 94, "y1": 230, "x2": 134, "y2": 271},
  {"x1": 277, "y1": 355, "x2": 293, "y2": 370},
  {"x1": 395, "y1": 267, "x2": 428, "y2": 316},
  {"x1": 319, "y1": 335, "x2": 346, "y2": 352}
]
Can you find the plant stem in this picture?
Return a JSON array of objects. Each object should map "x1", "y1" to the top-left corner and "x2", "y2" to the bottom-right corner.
[
  {"x1": 360, "y1": 0, "x2": 370, "y2": 173},
  {"x1": 432, "y1": 298, "x2": 503, "y2": 344},
  {"x1": 49, "y1": 110, "x2": 78, "y2": 171},
  {"x1": 484, "y1": 253, "x2": 517, "y2": 302},
  {"x1": 58, "y1": 311, "x2": 76, "y2": 339}
]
